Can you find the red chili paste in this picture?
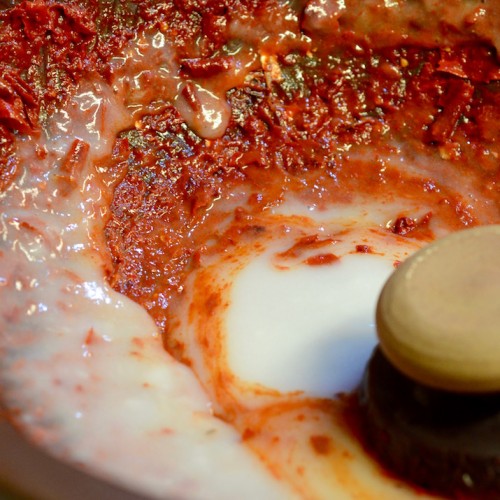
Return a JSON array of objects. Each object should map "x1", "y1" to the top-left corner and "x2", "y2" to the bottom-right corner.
[
  {"x1": 1, "y1": 1, "x2": 500, "y2": 497},
  {"x1": 104, "y1": 31, "x2": 500, "y2": 338}
]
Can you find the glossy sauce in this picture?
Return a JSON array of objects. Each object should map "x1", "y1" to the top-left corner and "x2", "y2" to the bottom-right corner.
[{"x1": 1, "y1": 1, "x2": 500, "y2": 499}]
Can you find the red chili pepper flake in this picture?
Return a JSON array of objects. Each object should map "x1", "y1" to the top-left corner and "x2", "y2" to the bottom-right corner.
[
  {"x1": 391, "y1": 216, "x2": 416, "y2": 236},
  {"x1": 355, "y1": 244, "x2": 373, "y2": 254},
  {"x1": 35, "y1": 145, "x2": 48, "y2": 159},
  {"x1": 429, "y1": 79, "x2": 474, "y2": 144},
  {"x1": 181, "y1": 82, "x2": 202, "y2": 112},
  {"x1": 436, "y1": 45, "x2": 500, "y2": 83},
  {"x1": 437, "y1": 60, "x2": 468, "y2": 79},
  {"x1": 390, "y1": 212, "x2": 433, "y2": 238},
  {"x1": 0, "y1": 69, "x2": 38, "y2": 133},
  {"x1": 181, "y1": 57, "x2": 232, "y2": 78},
  {"x1": 56, "y1": 139, "x2": 90, "y2": 196}
]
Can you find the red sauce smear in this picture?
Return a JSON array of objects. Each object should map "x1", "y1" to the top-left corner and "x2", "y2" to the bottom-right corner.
[{"x1": 2, "y1": 1, "x2": 500, "y2": 497}]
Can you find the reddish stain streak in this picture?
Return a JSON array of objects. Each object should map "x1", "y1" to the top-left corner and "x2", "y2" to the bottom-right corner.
[
  {"x1": 242, "y1": 428, "x2": 256, "y2": 441},
  {"x1": 304, "y1": 253, "x2": 339, "y2": 266},
  {"x1": 204, "y1": 292, "x2": 221, "y2": 317},
  {"x1": 274, "y1": 264, "x2": 291, "y2": 271},
  {"x1": 310, "y1": 435, "x2": 331, "y2": 455},
  {"x1": 19, "y1": 221, "x2": 38, "y2": 232},
  {"x1": 84, "y1": 327, "x2": 95, "y2": 346},
  {"x1": 278, "y1": 235, "x2": 337, "y2": 260},
  {"x1": 132, "y1": 337, "x2": 145, "y2": 349}
]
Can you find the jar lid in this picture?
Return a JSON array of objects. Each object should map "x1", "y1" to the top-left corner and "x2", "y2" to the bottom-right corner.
[{"x1": 377, "y1": 225, "x2": 500, "y2": 393}]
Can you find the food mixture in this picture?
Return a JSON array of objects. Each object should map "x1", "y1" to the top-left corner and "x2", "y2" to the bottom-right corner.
[{"x1": 1, "y1": 1, "x2": 499, "y2": 498}]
